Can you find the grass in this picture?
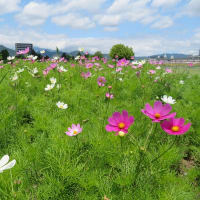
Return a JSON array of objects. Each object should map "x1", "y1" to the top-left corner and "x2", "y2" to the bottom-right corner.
[{"x1": 0, "y1": 58, "x2": 200, "y2": 199}]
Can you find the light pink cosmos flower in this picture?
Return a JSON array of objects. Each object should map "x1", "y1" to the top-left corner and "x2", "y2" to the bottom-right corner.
[
  {"x1": 105, "y1": 110, "x2": 134, "y2": 135},
  {"x1": 86, "y1": 63, "x2": 93, "y2": 69},
  {"x1": 141, "y1": 101, "x2": 176, "y2": 122},
  {"x1": 16, "y1": 47, "x2": 29, "y2": 55},
  {"x1": 81, "y1": 71, "x2": 92, "y2": 79},
  {"x1": 97, "y1": 76, "x2": 106, "y2": 87},
  {"x1": 106, "y1": 93, "x2": 114, "y2": 99},
  {"x1": 116, "y1": 67, "x2": 122, "y2": 72},
  {"x1": 108, "y1": 64, "x2": 114, "y2": 68},
  {"x1": 161, "y1": 117, "x2": 191, "y2": 135},
  {"x1": 165, "y1": 68, "x2": 172, "y2": 73},
  {"x1": 148, "y1": 70, "x2": 156, "y2": 75},
  {"x1": 0, "y1": 65, "x2": 4, "y2": 69},
  {"x1": 65, "y1": 124, "x2": 82, "y2": 136}
]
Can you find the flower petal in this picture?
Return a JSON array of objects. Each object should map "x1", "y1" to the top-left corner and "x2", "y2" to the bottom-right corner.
[{"x1": 0, "y1": 155, "x2": 9, "y2": 168}]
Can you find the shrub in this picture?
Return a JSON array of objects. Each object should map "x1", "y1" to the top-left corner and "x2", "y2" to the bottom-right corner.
[
  {"x1": 109, "y1": 44, "x2": 134, "y2": 60},
  {"x1": 93, "y1": 51, "x2": 103, "y2": 59}
]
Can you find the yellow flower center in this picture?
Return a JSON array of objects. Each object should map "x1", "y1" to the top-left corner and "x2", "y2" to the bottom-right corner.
[
  {"x1": 171, "y1": 126, "x2": 180, "y2": 132},
  {"x1": 154, "y1": 113, "x2": 161, "y2": 118},
  {"x1": 73, "y1": 130, "x2": 78, "y2": 135},
  {"x1": 60, "y1": 105, "x2": 64, "y2": 109},
  {"x1": 118, "y1": 122, "x2": 125, "y2": 129}
]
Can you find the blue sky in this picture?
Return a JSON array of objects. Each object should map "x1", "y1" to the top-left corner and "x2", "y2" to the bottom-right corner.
[{"x1": 0, "y1": 0, "x2": 200, "y2": 56}]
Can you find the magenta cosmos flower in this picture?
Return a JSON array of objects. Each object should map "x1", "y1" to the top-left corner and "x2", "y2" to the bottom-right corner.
[
  {"x1": 106, "y1": 92, "x2": 114, "y2": 99},
  {"x1": 106, "y1": 110, "x2": 134, "y2": 135},
  {"x1": 65, "y1": 124, "x2": 82, "y2": 136},
  {"x1": 97, "y1": 76, "x2": 106, "y2": 86},
  {"x1": 141, "y1": 101, "x2": 176, "y2": 122},
  {"x1": 161, "y1": 117, "x2": 191, "y2": 135}
]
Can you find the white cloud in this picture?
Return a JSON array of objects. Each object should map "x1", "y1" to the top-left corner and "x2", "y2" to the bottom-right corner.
[
  {"x1": 0, "y1": 0, "x2": 21, "y2": 15},
  {"x1": 52, "y1": 13, "x2": 95, "y2": 29},
  {"x1": 183, "y1": 0, "x2": 200, "y2": 16},
  {"x1": 15, "y1": 1, "x2": 51, "y2": 26},
  {"x1": 104, "y1": 0, "x2": 159, "y2": 26},
  {"x1": 104, "y1": 26, "x2": 118, "y2": 32},
  {"x1": 151, "y1": 16, "x2": 173, "y2": 29},
  {"x1": 95, "y1": 14, "x2": 121, "y2": 26},
  {"x1": 57, "y1": 0, "x2": 106, "y2": 12},
  {"x1": 151, "y1": 0, "x2": 181, "y2": 7},
  {"x1": 0, "y1": 28, "x2": 199, "y2": 56}
]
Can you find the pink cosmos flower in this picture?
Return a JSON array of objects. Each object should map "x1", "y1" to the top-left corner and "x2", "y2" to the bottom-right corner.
[
  {"x1": 108, "y1": 64, "x2": 114, "y2": 68},
  {"x1": 131, "y1": 56, "x2": 134, "y2": 60},
  {"x1": 81, "y1": 71, "x2": 92, "y2": 79},
  {"x1": 71, "y1": 64, "x2": 75, "y2": 67},
  {"x1": 161, "y1": 117, "x2": 191, "y2": 135},
  {"x1": 117, "y1": 58, "x2": 129, "y2": 67},
  {"x1": 166, "y1": 68, "x2": 172, "y2": 73},
  {"x1": 116, "y1": 67, "x2": 122, "y2": 72},
  {"x1": 149, "y1": 70, "x2": 156, "y2": 75},
  {"x1": 16, "y1": 47, "x2": 29, "y2": 55},
  {"x1": 132, "y1": 65, "x2": 137, "y2": 69},
  {"x1": 65, "y1": 124, "x2": 82, "y2": 136},
  {"x1": 105, "y1": 110, "x2": 134, "y2": 135},
  {"x1": 106, "y1": 93, "x2": 114, "y2": 99},
  {"x1": 188, "y1": 63, "x2": 193, "y2": 67},
  {"x1": 141, "y1": 101, "x2": 176, "y2": 122},
  {"x1": 0, "y1": 65, "x2": 4, "y2": 69},
  {"x1": 86, "y1": 63, "x2": 93, "y2": 69},
  {"x1": 97, "y1": 76, "x2": 106, "y2": 87}
]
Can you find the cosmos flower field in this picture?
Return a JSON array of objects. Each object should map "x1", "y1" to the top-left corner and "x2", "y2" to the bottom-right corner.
[{"x1": 0, "y1": 55, "x2": 200, "y2": 200}]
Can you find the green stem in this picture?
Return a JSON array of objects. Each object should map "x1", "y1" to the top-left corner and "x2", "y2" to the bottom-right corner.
[
  {"x1": 151, "y1": 136, "x2": 177, "y2": 163},
  {"x1": 132, "y1": 122, "x2": 156, "y2": 187}
]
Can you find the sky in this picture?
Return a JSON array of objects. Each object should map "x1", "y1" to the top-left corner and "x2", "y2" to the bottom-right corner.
[{"x1": 0, "y1": 0, "x2": 200, "y2": 56}]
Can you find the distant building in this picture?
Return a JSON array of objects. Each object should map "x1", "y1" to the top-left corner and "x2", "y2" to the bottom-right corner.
[{"x1": 15, "y1": 43, "x2": 33, "y2": 54}]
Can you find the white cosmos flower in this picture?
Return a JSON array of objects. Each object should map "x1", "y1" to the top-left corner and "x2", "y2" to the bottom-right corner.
[
  {"x1": 32, "y1": 56, "x2": 38, "y2": 61},
  {"x1": 16, "y1": 68, "x2": 24, "y2": 73},
  {"x1": 32, "y1": 67, "x2": 38, "y2": 74},
  {"x1": 53, "y1": 56, "x2": 59, "y2": 60},
  {"x1": 179, "y1": 80, "x2": 184, "y2": 84},
  {"x1": 118, "y1": 78, "x2": 123, "y2": 81},
  {"x1": 40, "y1": 50, "x2": 45, "y2": 54},
  {"x1": 0, "y1": 155, "x2": 16, "y2": 173},
  {"x1": 75, "y1": 55, "x2": 80, "y2": 60},
  {"x1": 161, "y1": 95, "x2": 176, "y2": 104},
  {"x1": 156, "y1": 66, "x2": 161, "y2": 69},
  {"x1": 7, "y1": 56, "x2": 15, "y2": 61},
  {"x1": 27, "y1": 55, "x2": 34, "y2": 59},
  {"x1": 45, "y1": 84, "x2": 55, "y2": 91},
  {"x1": 11, "y1": 73, "x2": 18, "y2": 81},
  {"x1": 50, "y1": 77, "x2": 56, "y2": 84},
  {"x1": 56, "y1": 101, "x2": 68, "y2": 109},
  {"x1": 57, "y1": 66, "x2": 67, "y2": 72}
]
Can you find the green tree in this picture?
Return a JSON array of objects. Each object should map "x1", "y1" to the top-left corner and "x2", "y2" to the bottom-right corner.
[
  {"x1": 109, "y1": 44, "x2": 134, "y2": 60},
  {"x1": 93, "y1": 51, "x2": 103, "y2": 59},
  {"x1": 1, "y1": 49, "x2": 9, "y2": 61}
]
